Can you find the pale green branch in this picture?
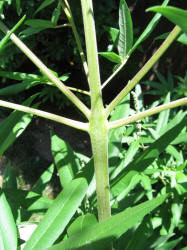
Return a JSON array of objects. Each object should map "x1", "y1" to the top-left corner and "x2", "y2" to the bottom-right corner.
[
  {"x1": 0, "y1": 100, "x2": 89, "y2": 131},
  {"x1": 108, "y1": 97, "x2": 187, "y2": 130},
  {"x1": 59, "y1": 0, "x2": 89, "y2": 83},
  {"x1": 46, "y1": 81, "x2": 90, "y2": 95},
  {"x1": 0, "y1": 21, "x2": 91, "y2": 120},
  {"x1": 101, "y1": 56, "x2": 129, "y2": 89},
  {"x1": 54, "y1": 23, "x2": 71, "y2": 28},
  {"x1": 105, "y1": 25, "x2": 181, "y2": 118}
]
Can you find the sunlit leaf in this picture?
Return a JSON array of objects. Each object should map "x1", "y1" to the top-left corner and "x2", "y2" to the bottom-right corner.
[
  {"x1": 131, "y1": 0, "x2": 170, "y2": 53},
  {"x1": 0, "y1": 190, "x2": 17, "y2": 250},
  {"x1": 24, "y1": 178, "x2": 88, "y2": 250},
  {"x1": 147, "y1": 6, "x2": 187, "y2": 33},
  {"x1": 99, "y1": 52, "x2": 122, "y2": 64},
  {"x1": 118, "y1": 0, "x2": 133, "y2": 60},
  {"x1": 49, "y1": 194, "x2": 168, "y2": 250}
]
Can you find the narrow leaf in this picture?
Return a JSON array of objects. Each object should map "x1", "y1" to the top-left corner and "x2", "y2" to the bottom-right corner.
[
  {"x1": 0, "y1": 81, "x2": 39, "y2": 95},
  {"x1": 2, "y1": 163, "x2": 17, "y2": 189},
  {"x1": 51, "y1": 132, "x2": 77, "y2": 188},
  {"x1": 111, "y1": 117, "x2": 187, "y2": 196},
  {"x1": 67, "y1": 213, "x2": 98, "y2": 237},
  {"x1": 131, "y1": 0, "x2": 170, "y2": 53},
  {"x1": 0, "y1": 96, "x2": 36, "y2": 155},
  {"x1": 34, "y1": 0, "x2": 55, "y2": 15},
  {"x1": 146, "y1": 6, "x2": 187, "y2": 33},
  {"x1": 25, "y1": 19, "x2": 55, "y2": 29},
  {"x1": 108, "y1": 94, "x2": 130, "y2": 172},
  {"x1": 99, "y1": 52, "x2": 122, "y2": 64},
  {"x1": 0, "y1": 71, "x2": 41, "y2": 81},
  {"x1": 51, "y1": 2, "x2": 61, "y2": 26},
  {"x1": 49, "y1": 194, "x2": 168, "y2": 250},
  {"x1": 32, "y1": 164, "x2": 54, "y2": 194},
  {"x1": 118, "y1": 0, "x2": 133, "y2": 60},
  {"x1": 156, "y1": 92, "x2": 171, "y2": 134},
  {"x1": 24, "y1": 178, "x2": 88, "y2": 250},
  {"x1": 16, "y1": 0, "x2": 22, "y2": 16},
  {"x1": 4, "y1": 189, "x2": 53, "y2": 212},
  {"x1": 0, "y1": 15, "x2": 26, "y2": 53},
  {"x1": 0, "y1": 190, "x2": 17, "y2": 250}
]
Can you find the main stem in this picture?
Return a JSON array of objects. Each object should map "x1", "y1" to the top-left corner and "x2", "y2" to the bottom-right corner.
[{"x1": 81, "y1": 0, "x2": 111, "y2": 222}]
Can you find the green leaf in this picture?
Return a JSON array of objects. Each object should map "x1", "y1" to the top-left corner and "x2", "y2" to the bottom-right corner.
[
  {"x1": 111, "y1": 140, "x2": 140, "y2": 180},
  {"x1": 51, "y1": 132, "x2": 78, "y2": 188},
  {"x1": 146, "y1": 6, "x2": 187, "y2": 33},
  {"x1": 48, "y1": 194, "x2": 168, "y2": 250},
  {"x1": 0, "y1": 71, "x2": 41, "y2": 81},
  {"x1": 156, "y1": 92, "x2": 171, "y2": 134},
  {"x1": 0, "y1": 95, "x2": 37, "y2": 156},
  {"x1": 51, "y1": 2, "x2": 61, "y2": 26},
  {"x1": 0, "y1": 190, "x2": 17, "y2": 250},
  {"x1": 2, "y1": 163, "x2": 17, "y2": 189},
  {"x1": 67, "y1": 213, "x2": 98, "y2": 237},
  {"x1": 16, "y1": 0, "x2": 22, "y2": 15},
  {"x1": 177, "y1": 33, "x2": 187, "y2": 45},
  {"x1": 118, "y1": 0, "x2": 133, "y2": 60},
  {"x1": 111, "y1": 117, "x2": 187, "y2": 197},
  {"x1": 166, "y1": 145, "x2": 183, "y2": 164},
  {"x1": 25, "y1": 19, "x2": 55, "y2": 29},
  {"x1": 4, "y1": 189, "x2": 53, "y2": 212},
  {"x1": 131, "y1": 0, "x2": 170, "y2": 53},
  {"x1": 155, "y1": 32, "x2": 187, "y2": 45},
  {"x1": 34, "y1": 0, "x2": 55, "y2": 15},
  {"x1": 32, "y1": 164, "x2": 54, "y2": 194},
  {"x1": 155, "y1": 237, "x2": 182, "y2": 250},
  {"x1": 24, "y1": 177, "x2": 88, "y2": 250},
  {"x1": 140, "y1": 173, "x2": 153, "y2": 200},
  {"x1": 0, "y1": 80, "x2": 39, "y2": 95},
  {"x1": 104, "y1": 26, "x2": 119, "y2": 44},
  {"x1": 0, "y1": 15, "x2": 26, "y2": 53},
  {"x1": 99, "y1": 52, "x2": 122, "y2": 64},
  {"x1": 121, "y1": 216, "x2": 153, "y2": 250},
  {"x1": 108, "y1": 94, "x2": 130, "y2": 171}
]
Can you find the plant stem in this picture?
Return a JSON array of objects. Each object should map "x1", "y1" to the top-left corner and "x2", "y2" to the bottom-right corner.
[
  {"x1": 105, "y1": 25, "x2": 181, "y2": 117},
  {"x1": 0, "y1": 21, "x2": 91, "y2": 120},
  {"x1": 101, "y1": 56, "x2": 129, "y2": 89},
  {"x1": 59, "y1": 0, "x2": 89, "y2": 82},
  {"x1": 0, "y1": 100, "x2": 89, "y2": 131},
  {"x1": 108, "y1": 97, "x2": 187, "y2": 129},
  {"x1": 81, "y1": 0, "x2": 111, "y2": 222}
]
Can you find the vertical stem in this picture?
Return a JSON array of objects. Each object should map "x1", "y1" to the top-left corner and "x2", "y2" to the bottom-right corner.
[
  {"x1": 80, "y1": 0, "x2": 111, "y2": 222},
  {"x1": 59, "y1": 0, "x2": 89, "y2": 82}
]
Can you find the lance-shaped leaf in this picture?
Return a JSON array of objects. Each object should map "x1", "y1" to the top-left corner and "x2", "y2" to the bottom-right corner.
[
  {"x1": 110, "y1": 117, "x2": 187, "y2": 200},
  {"x1": 0, "y1": 80, "x2": 39, "y2": 95},
  {"x1": 118, "y1": 0, "x2": 133, "y2": 60},
  {"x1": 0, "y1": 15, "x2": 26, "y2": 53},
  {"x1": 0, "y1": 190, "x2": 17, "y2": 250},
  {"x1": 32, "y1": 163, "x2": 54, "y2": 194},
  {"x1": 34, "y1": 0, "x2": 55, "y2": 15},
  {"x1": 48, "y1": 194, "x2": 168, "y2": 250},
  {"x1": 25, "y1": 19, "x2": 55, "y2": 29},
  {"x1": 131, "y1": 0, "x2": 170, "y2": 53},
  {"x1": 24, "y1": 177, "x2": 88, "y2": 250},
  {"x1": 99, "y1": 52, "x2": 122, "y2": 64},
  {"x1": 146, "y1": 6, "x2": 187, "y2": 33},
  {"x1": 51, "y1": 132, "x2": 78, "y2": 188},
  {"x1": 0, "y1": 95, "x2": 37, "y2": 156}
]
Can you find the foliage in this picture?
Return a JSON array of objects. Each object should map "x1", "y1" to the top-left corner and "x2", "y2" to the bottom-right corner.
[{"x1": 0, "y1": 1, "x2": 186, "y2": 250}]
